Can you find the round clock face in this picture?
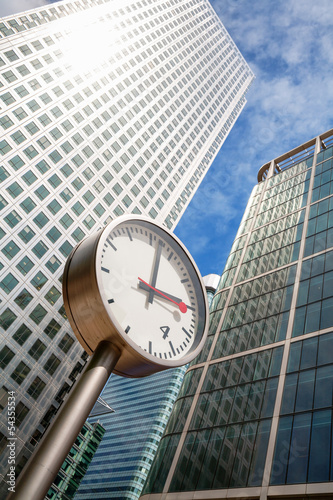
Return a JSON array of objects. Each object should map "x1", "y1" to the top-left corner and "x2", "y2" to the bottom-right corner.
[{"x1": 96, "y1": 218, "x2": 207, "y2": 362}]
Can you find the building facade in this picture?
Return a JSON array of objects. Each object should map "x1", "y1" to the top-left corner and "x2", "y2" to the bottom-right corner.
[
  {"x1": 47, "y1": 421, "x2": 105, "y2": 500},
  {"x1": 142, "y1": 129, "x2": 333, "y2": 500},
  {"x1": 0, "y1": 0, "x2": 253, "y2": 497}
]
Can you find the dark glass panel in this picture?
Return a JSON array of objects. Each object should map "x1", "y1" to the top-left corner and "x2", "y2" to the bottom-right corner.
[
  {"x1": 280, "y1": 373, "x2": 297, "y2": 414},
  {"x1": 244, "y1": 380, "x2": 265, "y2": 421},
  {"x1": 190, "y1": 394, "x2": 208, "y2": 430},
  {"x1": 292, "y1": 306, "x2": 306, "y2": 337},
  {"x1": 200, "y1": 390, "x2": 222, "y2": 429},
  {"x1": 323, "y1": 270, "x2": 333, "y2": 298},
  {"x1": 229, "y1": 384, "x2": 250, "y2": 424},
  {"x1": 300, "y1": 336, "x2": 318, "y2": 370},
  {"x1": 169, "y1": 432, "x2": 196, "y2": 492},
  {"x1": 247, "y1": 419, "x2": 271, "y2": 486},
  {"x1": 213, "y1": 424, "x2": 241, "y2": 489},
  {"x1": 314, "y1": 364, "x2": 333, "y2": 409},
  {"x1": 304, "y1": 301, "x2": 320, "y2": 334},
  {"x1": 308, "y1": 275, "x2": 323, "y2": 303},
  {"x1": 295, "y1": 369, "x2": 315, "y2": 412},
  {"x1": 179, "y1": 429, "x2": 211, "y2": 491},
  {"x1": 318, "y1": 332, "x2": 333, "y2": 366},
  {"x1": 287, "y1": 342, "x2": 301, "y2": 373},
  {"x1": 148, "y1": 434, "x2": 180, "y2": 493},
  {"x1": 196, "y1": 427, "x2": 225, "y2": 490},
  {"x1": 286, "y1": 413, "x2": 311, "y2": 484},
  {"x1": 270, "y1": 416, "x2": 293, "y2": 485},
  {"x1": 261, "y1": 377, "x2": 278, "y2": 417},
  {"x1": 320, "y1": 297, "x2": 333, "y2": 330},
  {"x1": 229, "y1": 421, "x2": 258, "y2": 487},
  {"x1": 269, "y1": 346, "x2": 283, "y2": 376},
  {"x1": 215, "y1": 388, "x2": 235, "y2": 426},
  {"x1": 276, "y1": 312, "x2": 289, "y2": 341}
]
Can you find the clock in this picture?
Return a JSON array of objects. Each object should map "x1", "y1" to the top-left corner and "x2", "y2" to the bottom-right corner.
[{"x1": 63, "y1": 215, "x2": 208, "y2": 377}]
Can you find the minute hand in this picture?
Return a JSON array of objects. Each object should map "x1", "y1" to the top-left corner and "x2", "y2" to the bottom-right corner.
[{"x1": 138, "y1": 277, "x2": 187, "y2": 313}]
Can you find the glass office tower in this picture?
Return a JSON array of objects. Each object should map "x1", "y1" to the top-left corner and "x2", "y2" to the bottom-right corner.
[
  {"x1": 142, "y1": 129, "x2": 333, "y2": 500},
  {"x1": 0, "y1": 0, "x2": 254, "y2": 497},
  {"x1": 47, "y1": 421, "x2": 105, "y2": 500}
]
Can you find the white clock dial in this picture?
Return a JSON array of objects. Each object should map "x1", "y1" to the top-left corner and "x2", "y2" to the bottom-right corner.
[{"x1": 97, "y1": 219, "x2": 206, "y2": 361}]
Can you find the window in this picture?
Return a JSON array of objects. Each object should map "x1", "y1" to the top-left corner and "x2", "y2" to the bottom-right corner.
[
  {"x1": 11, "y1": 361, "x2": 30, "y2": 385},
  {"x1": 0, "y1": 115, "x2": 14, "y2": 130},
  {"x1": 28, "y1": 340, "x2": 47, "y2": 360},
  {"x1": 23, "y1": 145, "x2": 38, "y2": 160},
  {"x1": 71, "y1": 201, "x2": 84, "y2": 216},
  {"x1": 45, "y1": 286, "x2": 61, "y2": 306},
  {"x1": 46, "y1": 227, "x2": 61, "y2": 243},
  {"x1": 16, "y1": 402, "x2": 29, "y2": 427},
  {"x1": 45, "y1": 256, "x2": 61, "y2": 274},
  {"x1": 44, "y1": 354, "x2": 61, "y2": 376},
  {"x1": 18, "y1": 226, "x2": 35, "y2": 243},
  {"x1": 29, "y1": 304, "x2": 47, "y2": 325},
  {"x1": 16, "y1": 256, "x2": 34, "y2": 276},
  {"x1": 34, "y1": 212, "x2": 50, "y2": 231},
  {"x1": 34, "y1": 185, "x2": 49, "y2": 200},
  {"x1": 58, "y1": 333, "x2": 74, "y2": 353},
  {"x1": 30, "y1": 271, "x2": 48, "y2": 290},
  {"x1": 4, "y1": 211, "x2": 22, "y2": 228},
  {"x1": 22, "y1": 170, "x2": 38, "y2": 186},
  {"x1": 72, "y1": 227, "x2": 85, "y2": 242},
  {"x1": 59, "y1": 240, "x2": 73, "y2": 258},
  {"x1": 0, "y1": 346, "x2": 15, "y2": 369},
  {"x1": 32, "y1": 241, "x2": 48, "y2": 259},
  {"x1": 14, "y1": 289, "x2": 33, "y2": 310},
  {"x1": 36, "y1": 159, "x2": 50, "y2": 174},
  {"x1": 83, "y1": 190, "x2": 95, "y2": 204},
  {"x1": 44, "y1": 319, "x2": 61, "y2": 340},
  {"x1": 20, "y1": 197, "x2": 37, "y2": 214},
  {"x1": 25, "y1": 121, "x2": 40, "y2": 135},
  {"x1": 0, "y1": 273, "x2": 19, "y2": 294},
  {"x1": 60, "y1": 213, "x2": 74, "y2": 229},
  {"x1": 12, "y1": 324, "x2": 32, "y2": 345},
  {"x1": 27, "y1": 377, "x2": 46, "y2": 400},
  {"x1": 2, "y1": 241, "x2": 20, "y2": 260},
  {"x1": 83, "y1": 215, "x2": 96, "y2": 230},
  {"x1": 60, "y1": 188, "x2": 74, "y2": 203},
  {"x1": 0, "y1": 139, "x2": 12, "y2": 155}
]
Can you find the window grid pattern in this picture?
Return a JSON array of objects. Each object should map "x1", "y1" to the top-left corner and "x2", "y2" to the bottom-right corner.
[
  {"x1": 0, "y1": 0, "x2": 254, "y2": 496},
  {"x1": 142, "y1": 141, "x2": 333, "y2": 497}
]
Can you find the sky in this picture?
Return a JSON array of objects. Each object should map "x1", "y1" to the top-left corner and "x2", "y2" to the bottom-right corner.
[{"x1": 1, "y1": 0, "x2": 333, "y2": 279}]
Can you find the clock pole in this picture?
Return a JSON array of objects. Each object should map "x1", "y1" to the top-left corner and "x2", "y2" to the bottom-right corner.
[{"x1": 9, "y1": 341, "x2": 120, "y2": 500}]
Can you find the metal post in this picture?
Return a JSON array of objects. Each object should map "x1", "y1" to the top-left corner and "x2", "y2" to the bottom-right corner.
[{"x1": 10, "y1": 341, "x2": 120, "y2": 500}]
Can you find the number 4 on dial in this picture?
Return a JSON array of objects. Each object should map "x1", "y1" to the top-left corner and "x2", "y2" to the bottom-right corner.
[{"x1": 160, "y1": 326, "x2": 170, "y2": 339}]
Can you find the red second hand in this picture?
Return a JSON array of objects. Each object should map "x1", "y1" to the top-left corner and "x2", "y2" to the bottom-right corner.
[{"x1": 138, "y1": 277, "x2": 187, "y2": 313}]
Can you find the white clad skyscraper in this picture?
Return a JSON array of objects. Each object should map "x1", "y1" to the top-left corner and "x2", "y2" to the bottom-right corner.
[{"x1": 0, "y1": 0, "x2": 254, "y2": 497}]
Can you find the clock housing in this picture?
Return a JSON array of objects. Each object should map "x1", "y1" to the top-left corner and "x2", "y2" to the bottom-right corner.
[{"x1": 63, "y1": 215, "x2": 208, "y2": 377}]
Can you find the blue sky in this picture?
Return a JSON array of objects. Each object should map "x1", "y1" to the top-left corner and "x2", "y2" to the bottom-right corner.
[
  {"x1": 174, "y1": 0, "x2": 333, "y2": 278},
  {"x1": 1, "y1": 0, "x2": 333, "y2": 280}
]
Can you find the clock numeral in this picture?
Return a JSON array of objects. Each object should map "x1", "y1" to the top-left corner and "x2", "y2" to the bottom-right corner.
[{"x1": 160, "y1": 326, "x2": 170, "y2": 339}]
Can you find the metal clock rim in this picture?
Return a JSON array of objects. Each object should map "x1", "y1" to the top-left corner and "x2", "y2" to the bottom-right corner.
[{"x1": 95, "y1": 214, "x2": 209, "y2": 369}]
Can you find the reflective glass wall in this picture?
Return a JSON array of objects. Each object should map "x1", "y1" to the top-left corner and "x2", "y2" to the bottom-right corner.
[
  {"x1": 142, "y1": 131, "x2": 333, "y2": 499},
  {"x1": 0, "y1": 0, "x2": 254, "y2": 496}
]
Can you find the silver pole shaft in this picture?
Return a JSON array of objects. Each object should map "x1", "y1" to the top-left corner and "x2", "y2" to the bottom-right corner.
[{"x1": 10, "y1": 341, "x2": 120, "y2": 500}]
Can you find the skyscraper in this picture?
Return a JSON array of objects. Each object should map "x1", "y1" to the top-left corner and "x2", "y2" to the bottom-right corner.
[
  {"x1": 0, "y1": 0, "x2": 253, "y2": 496},
  {"x1": 142, "y1": 129, "x2": 333, "y2": 500}
]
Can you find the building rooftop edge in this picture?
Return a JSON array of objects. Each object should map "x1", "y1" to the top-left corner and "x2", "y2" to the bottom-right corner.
[{"x1": 257, "y1": 127, "x2": 333, "y2": 183}]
